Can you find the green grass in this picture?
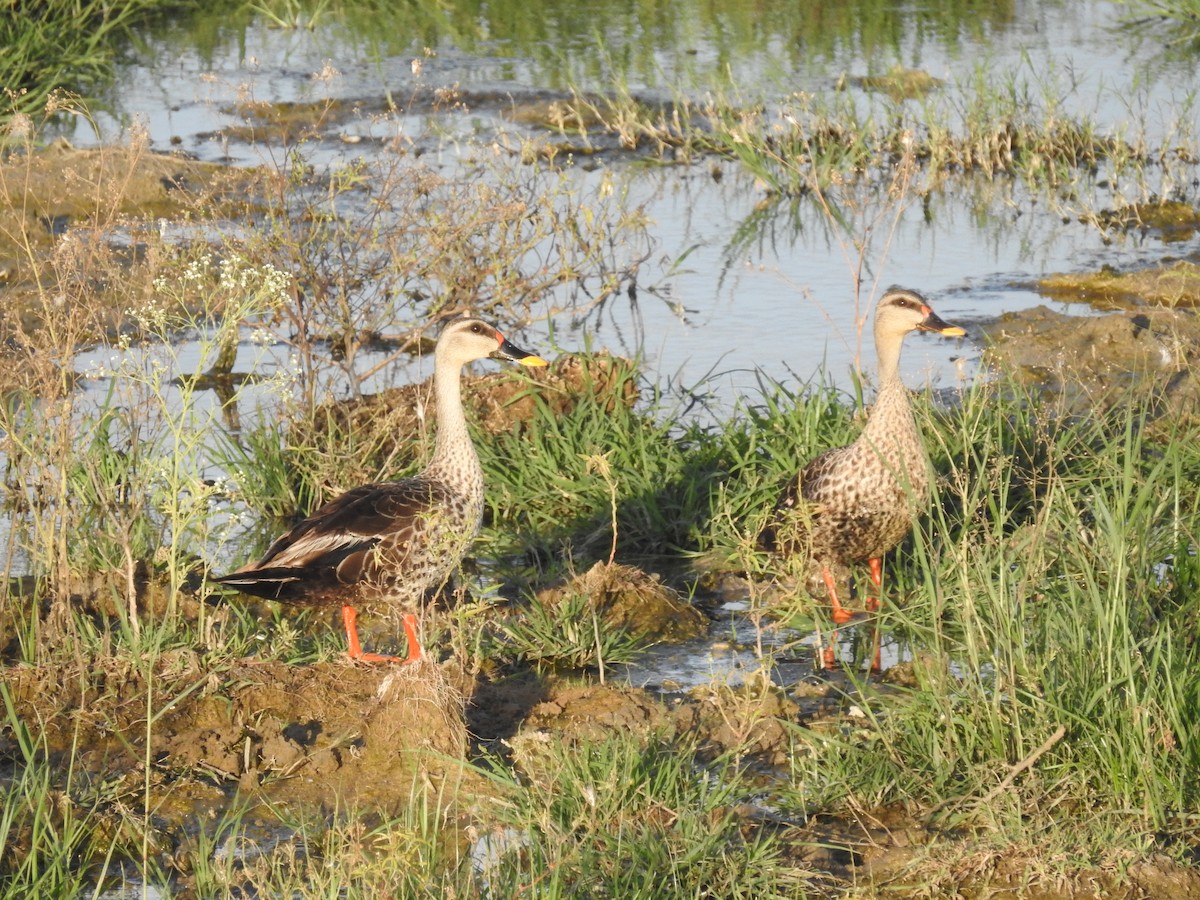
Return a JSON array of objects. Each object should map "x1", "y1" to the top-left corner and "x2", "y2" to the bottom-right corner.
[
  {"x1": 472, "y1": 361, "x2": 1200, "y2": 866},
  {"x1": 498, "y1": 585, "x2": 648, "y2": 671},
  {"x1": 479, "y1": 359, "x2": 1200, "y2": 868},
  {"x1": 8, "y1": 325, "x2": 1200, "y2": 891},
  {"x1": 0, "y1": 0, "x2": 185, "y2": 120},
  {"x1": 478, "y1": 359, "x2": 703, "y2": 566},
  {"x1": 479, "y1": 734, "x2": 803, "y2": 898},
  {"x1": 762, "y1": 379, "x2": 1200, "y2": 872}
]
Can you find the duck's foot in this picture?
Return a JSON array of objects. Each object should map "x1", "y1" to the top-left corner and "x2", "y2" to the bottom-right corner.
[
  {"x1": 342, "y1": 607, "x2": 422, "y2": 665},
  {"x1": 868, "y1": 618, "x2": 883, "y2": 673},
  {"x1": 822, "y1": 567, "x2": 857, "y2": 624},
  {"x1": 815, "y1": 625, "x2": 839, "y2": 671},
  {"x1": 822, "y1": 643, "x2": 838, "y2": 670}
]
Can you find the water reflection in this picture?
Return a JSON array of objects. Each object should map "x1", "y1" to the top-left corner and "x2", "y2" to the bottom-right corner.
[{"x1": 50, "y1": 0, "x2": 1187, "y2": 410}]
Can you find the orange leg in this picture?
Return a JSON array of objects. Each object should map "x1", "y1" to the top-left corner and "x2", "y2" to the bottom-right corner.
[
  {"x1": 822, "y1": 629, "x2": 839, "y2": 670},
  {"x1": 822, "y1": 567, "x2": 855, "y2": 624},
  {"x1": 819, "y1": 566, "x2": 854, "y2": 670},
  {"x1": 865, "y1": 558, "x2": 883, "y2": 672},
  {"x1": 341, "y1": 606, "x2": 422, "y2": 665},
  {"x1": 865, "y1": 557, "x2": 883, "y2": 610},
  {"x1": 867, "y1": 625, "x2": 882, "y2": 673}
]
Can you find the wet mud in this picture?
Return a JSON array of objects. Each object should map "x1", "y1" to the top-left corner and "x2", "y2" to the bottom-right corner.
[
  {"x1": 5, "y1": 561, "x2": 1200, "y2": 897},
  {"x1": 978, "y1": 302, "x2": 1200, "y2": 420}
]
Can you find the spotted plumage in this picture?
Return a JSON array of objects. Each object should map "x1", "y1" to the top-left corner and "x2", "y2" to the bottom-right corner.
[
  {"x1": 214, "y1": 316, "x2": 548, "y2": 663},
  {"x1": 760, "y1": 288, "x2": 965, "y2": 663}
]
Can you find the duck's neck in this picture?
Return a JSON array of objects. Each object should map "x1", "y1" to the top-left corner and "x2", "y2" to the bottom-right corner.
[
  {"x1": 873, "y1": 322, "x2": 904, "y2": 387},
  {"x1": 861, "y1": 328, "x2": 916, "y2": 448},
  {"x1": 424, "y1": 355, "x2": 483, "y2": 492}
]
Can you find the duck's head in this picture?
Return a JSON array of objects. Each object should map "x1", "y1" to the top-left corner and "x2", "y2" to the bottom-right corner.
[
  {"x1": 874, "y1": 287, "x2": 966, "y2": 340},
  {"x1": 437, "y1": 317, "x2": 549, "y2": 368}
]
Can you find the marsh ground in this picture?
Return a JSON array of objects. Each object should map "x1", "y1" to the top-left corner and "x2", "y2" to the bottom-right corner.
[{"x1": 5, "y1": 0, "x2": 1200, "y2": 895}]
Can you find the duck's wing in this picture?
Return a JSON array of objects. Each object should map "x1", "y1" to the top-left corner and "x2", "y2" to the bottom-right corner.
[
  {"x1": 215, "y1": 479, "x2": 446, "y2": 600},
  {"x1": 795, "y1": 445, "x2": 857, "y2": 508},
  {"x1": 759, "y1": 446, "x2": 853, "y2": 553}
]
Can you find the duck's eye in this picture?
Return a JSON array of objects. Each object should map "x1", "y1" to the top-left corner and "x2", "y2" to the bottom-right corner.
[{"x1": 470, "y1": 323, "x2": 483, "y2": 333}]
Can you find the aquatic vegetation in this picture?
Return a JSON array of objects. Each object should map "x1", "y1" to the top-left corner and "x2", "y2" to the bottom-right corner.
[
  {"x1": 1040, "y1": 258, "x2": 1200, "y2": 307},
  {"x1": 0, "y1": 0, "x2": 176, "y2": 119},
  {"x1": 1118, "y1": 0, "x2": 1200, "y2": 49}
]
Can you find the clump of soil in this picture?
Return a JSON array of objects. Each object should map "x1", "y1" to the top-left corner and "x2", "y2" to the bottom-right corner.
[
  {"x1": 217, "y1": 98, "x2": 360, "y2": 145},
  {"x1": 517, "y1": 682, "x2": 675, "y2": 745},
  {"x1": 535, "y1": 561, "x2": 709, "y2": 643},
  {"x1": 504, "y1": 681, "x2": 675, "y2": 780},
  {"x1": 1, "y1": 654, "x2": 468, "y2": 816},
  {"x1": 840, "y1": 65, "x2": 943, "y2": 99},
  {"x1": 499, "y1": 667, "x2": 806, "y2": 776},
  {"x1": 1092, "y1": 199, "x2": 1200, "y2": 243},
  {"x1": 1039, "y1": 259, "x2": 1200, "y2": 308},
  {"x1": 676, "y1": 670, "x2": 800, "y2": 767},
  {"x1": 0, "y1": 139, "x2": 265, "y2": 378},
  {"x1": 0, "y1": 139, "x2": 259, "y2": 279},
  {"x1": 978, "y1": 304, "x2": 1200, "y2": 418}
]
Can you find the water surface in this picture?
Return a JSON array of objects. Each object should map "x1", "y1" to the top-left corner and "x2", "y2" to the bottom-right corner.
[{"x1": 59, "y1": 0, "x2": 1195, "y2": 412}]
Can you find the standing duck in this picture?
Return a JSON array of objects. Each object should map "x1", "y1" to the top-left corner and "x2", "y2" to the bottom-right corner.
[
  {"x1": 214, "y1": 317, "x2": 548, "y2": 663},
  {"x1": 760, "y1": 287, "x2": 965, "y2": 669}
]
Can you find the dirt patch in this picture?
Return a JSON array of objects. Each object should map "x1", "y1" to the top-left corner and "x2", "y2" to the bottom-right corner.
[
  {"x1": 501, "y1": 681, "x2": 673, "y2": 784},
  {"x1": 0, "y1": 139, "x2": 258, "y2": 278},
  {"x1": 216, "y1": 98, "x2": 361, "y2": 146},
  {"x1": 517, "y1": 682, "x2": 674, "y2": 743},
  {"x1": 0, "y1": 139, "x2": 265, "y2": 359},
  {"x1": 860, "y1": 840, "x2": 1200, "y2": 899},
  {"x1": 1039, "y1": 259, "x2": 1200, "y2": 308},
  {"x1": 676, "y1": 671, "x2": 800, "y2": 767},
  {"x1": 500, "y1": 669, "x2": 807, "y2": 773},
  {"x1": 840, "y1": 65, "x2": 943, "y2": 100},
  {"x1": 1092, "y1": 200, "x2": 1200, "y2": 243},
  {"x1": 6, "y1": 642, "x2": 1195, "y2": 896},
  {"x1": 760, "y1": 804, "x2": 1200, "y2": 899},
  {"x1": 1, "y1": 654, "x2": 467, "y2": 815},
  {"x1": 978, "y1": 304, "x2": 1200, "y2": 418}
]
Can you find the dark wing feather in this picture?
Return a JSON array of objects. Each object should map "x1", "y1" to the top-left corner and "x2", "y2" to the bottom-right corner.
[
  {"x1": 214, "y1": 478, "x2": 448, "y2": 604},
  {"x1": 259, "y1": 481, "x2": 436, "y2": 561},
  {"x1": 795, "y1": 445, "x2": 856, "y2": 507}
]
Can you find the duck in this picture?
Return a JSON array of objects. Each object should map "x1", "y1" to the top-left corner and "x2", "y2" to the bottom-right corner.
[
  {"x1": 759, "y1": 287, "x2": 965, "y2": 669},
  {"x1": 214, "y1": 316, "x2": 548, "y2": 663}
]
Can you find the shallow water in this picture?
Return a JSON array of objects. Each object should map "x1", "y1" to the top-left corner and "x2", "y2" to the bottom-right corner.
[
  {"x1": 617, "y1": 599, "x2": 902, "y2": 692},
  {"x1": 61, "y1": 0, "x2": 1197, "y2": 411},
  {"x1": 32, "y1": 0, "x2": 1192, "y2": 658}
]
